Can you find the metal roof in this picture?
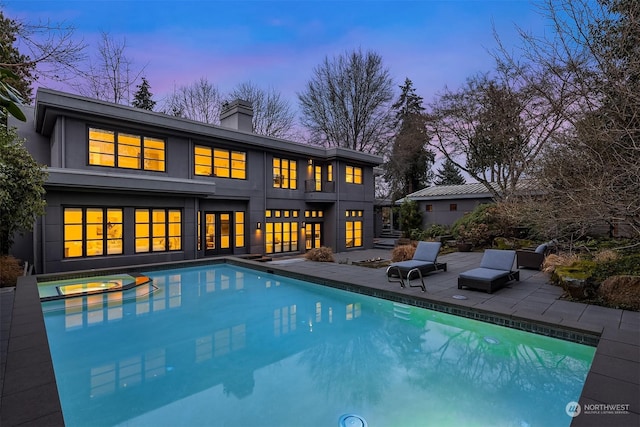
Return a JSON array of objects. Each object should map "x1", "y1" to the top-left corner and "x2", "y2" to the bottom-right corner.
[{"x1": 397, "y1": 180, "x2": 540, "y2": 203}]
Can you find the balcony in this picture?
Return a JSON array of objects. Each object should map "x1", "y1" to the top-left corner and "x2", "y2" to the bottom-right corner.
[{"x1": 304, "y1": 179, "x2": 336, "y2": 202}]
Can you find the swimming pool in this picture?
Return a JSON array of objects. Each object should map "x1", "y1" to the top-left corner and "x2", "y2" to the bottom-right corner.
[{"x1": 40, "y1": 263, "x2": 595, "y2": 427}]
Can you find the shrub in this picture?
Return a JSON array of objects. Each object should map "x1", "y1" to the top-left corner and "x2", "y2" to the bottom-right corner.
[
  {"x1": 391, "y1": 244, "x2": 415, "y2": 262},
  {"x1": 409, "y1": 228, "x2": 429, "y2": 242},
  {"x1": 0, "y1": 255, "x2": 23, "y2": 287},
  {"x1": 424, "y1": 224, "x2": 449, "y2": 238},
  {"x1": 597, "y1": 276, "x2": 640, "y2": 311},
  {"x1": 591, "y1": 253, "x2": 640, "y2": 283},
  {"x1": 304, "y1": 246, "x2": 335, "y2": 262},
  {"x1": 398, "y1": 199, "x2": 422, "y2": 237},
  {"x1": 542, "y1": 253, "x2": 580, "y2": 274},
  {"x1": 593, "y1": 249, "x2": 621, "y2": 263}
]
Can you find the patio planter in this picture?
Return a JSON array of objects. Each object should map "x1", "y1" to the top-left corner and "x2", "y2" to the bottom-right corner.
[
  {"x1": 352, "y1": 258, "x2": 390, "y2": 269},
  {"x1": 457, "y1": 243, "x2": 473, "y2": 252}
]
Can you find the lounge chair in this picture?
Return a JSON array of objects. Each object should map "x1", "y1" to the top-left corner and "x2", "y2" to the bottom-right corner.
[
  {"x1": 516, "y1": 240, "x2": 557, "y2": 270},
  {"x1": 386, "y1": 241, "x2": 447, "y2": 292},
  {"x1": 458, "y1": 249, "x2": 520, "y2": 293}
]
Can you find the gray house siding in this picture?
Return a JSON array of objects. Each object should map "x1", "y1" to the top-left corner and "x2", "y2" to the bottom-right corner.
[
  {"x1": 399, "y1": 183, "x2": 498, "y2": 229},
  {"x1": 10, "y1": 89, "x2": 382, "y2": 273},
  {"x1": 421, "y1": 198, "x2": 493, "y2": 228}
]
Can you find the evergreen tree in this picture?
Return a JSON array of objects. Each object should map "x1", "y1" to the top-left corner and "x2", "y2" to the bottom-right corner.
[
  {"x1": 132, "y1": 77, "x2": 156, "y2": 110},
  {"x1": 0, "y1": 12, "x2": 35, "y2": 102},
  {"x1": 384, "y1": 78, "x2": 435, "y2": 200},
  {"x1": 434, "y1": 158, "x2": 465, "y2": 185},
  {"x1": 0, "y1": 126, "x2": 47, "y2": 254},
  {"x1": 398, "y1": 199, "x2": 422, "y2": 237}
]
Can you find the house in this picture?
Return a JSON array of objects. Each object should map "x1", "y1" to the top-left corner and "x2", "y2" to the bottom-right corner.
[
  {"x1": 9, "y1": 88, "x2": 382, "y2": 274},
  {"x1": 398, "y1": 183, "x2": 499, "y2": 228}
]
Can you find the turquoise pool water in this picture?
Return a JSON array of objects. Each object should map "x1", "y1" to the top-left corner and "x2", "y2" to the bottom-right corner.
[{"x1": 41, "y1": 264, "x2": 595, "y2": 427}]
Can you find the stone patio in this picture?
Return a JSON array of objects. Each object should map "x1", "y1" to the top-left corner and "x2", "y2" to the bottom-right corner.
[{"x1": 1, "y1": 249, "x2": 638, "y2": 426}]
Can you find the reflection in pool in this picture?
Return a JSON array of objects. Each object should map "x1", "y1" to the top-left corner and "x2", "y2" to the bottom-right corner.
[{"x1": 41, "y1": 264, "x2": 595, "y2": 427}]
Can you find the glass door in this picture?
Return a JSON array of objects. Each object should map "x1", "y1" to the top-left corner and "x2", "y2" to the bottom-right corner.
[
  {"x1": 204, "y1": 212, "x2": 232, "y2": 255},
  {"x1": 305, "y1": 223, "x2": 322, "y2": 250}
]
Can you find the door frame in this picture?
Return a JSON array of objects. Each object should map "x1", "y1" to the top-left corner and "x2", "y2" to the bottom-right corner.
[{"x1": 204, "y1": 211, "x2": 233, "y2": 256}]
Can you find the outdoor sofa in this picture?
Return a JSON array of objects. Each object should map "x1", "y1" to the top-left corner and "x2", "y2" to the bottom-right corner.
[{"x1": 516, "y1": 240, "x2": 557, "y2": 270}]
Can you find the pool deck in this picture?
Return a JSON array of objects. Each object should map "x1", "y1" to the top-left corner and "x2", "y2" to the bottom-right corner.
[{"x1": 1, "y1": 249, "x2": 638, "y2": 426}]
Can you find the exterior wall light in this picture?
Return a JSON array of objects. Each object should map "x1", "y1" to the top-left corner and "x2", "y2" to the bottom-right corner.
[{"x1": 257, "y1": 222, "x2": 261, "y2": 230}]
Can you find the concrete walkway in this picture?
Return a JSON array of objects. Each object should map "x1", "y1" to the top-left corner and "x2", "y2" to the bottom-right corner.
[{"x1": 1, "y1": 249, "x2": 638, "y2": 426}]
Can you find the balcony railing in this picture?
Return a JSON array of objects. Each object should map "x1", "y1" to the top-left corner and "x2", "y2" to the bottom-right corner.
[{"x1": 305, "y1": 179, "x2": 335, "y2": 193}]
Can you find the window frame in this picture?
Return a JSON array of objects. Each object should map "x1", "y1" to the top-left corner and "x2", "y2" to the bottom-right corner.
[
  {"x1": 88, "y1": 127, "x2": 166, "y2": 172},
  {"x1": 345, "y1": 210, "x2": 363, "y2": 248},
  {"x1": 135, "y1": 208, "x2": 182, "y2": 253},
  {"x1": 63, "y1": 207, "x2": 124, "y2": 258},
  {"x1": 345, "y1": 165, "x2": 362, "y2": 184},
  {"x1": 194, "y1": 145, "x2": 247, "y2": 179},
  {"x1": 273, "y1": 157, "x2": 297, "y2": 189}
]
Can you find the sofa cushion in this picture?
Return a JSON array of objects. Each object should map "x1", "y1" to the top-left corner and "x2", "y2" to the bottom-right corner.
[{"x1": 535, "y1": 244, "x2": 547, "y2": 254}]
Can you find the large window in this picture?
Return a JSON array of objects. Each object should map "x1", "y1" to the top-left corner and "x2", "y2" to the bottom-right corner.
[
  {"x1": 89, "y1": 128, "x2": 165, "y2": 171},
  {"x1": 265, "y1": 209, "x2": 299, "y2": 254},
  {"x1": 273, "y1": 158, "x2": 297, "y2": 189},
  {"x1": 345, "y1": 165, "x2": 362, "y2": 184},
  {"x1": 194, "y1": 145, "x2": 246, "y2": 179},
  {"x1": 135, "y1": 209, "x2": 182, "y2": 253},
  {"x1": 235, "y1": 211, "x2": 245, "y2": 248},
  {"x1": 64, "y1": 208, "x2": 123, "y2": 258},
  {"x1": 345, "y1": 210, "x2": 363, "y2": 248}
]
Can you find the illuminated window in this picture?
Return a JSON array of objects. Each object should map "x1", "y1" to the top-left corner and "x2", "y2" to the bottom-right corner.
[
  {"x1": 314, "y1": 166, "x2": 321, "y2": 191},
  {"x1": 273, "y1": 158, "x2": 297, "y2": 189},
  {"x1": 345, "y1": 166, "x2": 362, "y2": 184},
  {"x1": 135, "y1": 209, "x2": 181, "y2": 253},
  {"x1": 265, "y1": 221, "x2": 299, "y2": 254},
  {"x1": 197, "y1": 211, "x2": 202, "y2": 251},
  {"x1": 235, "y1": 212, "x2": 245, "y2": 248},
  {"x1": 327, "y1": 164, "x2": 333, "y2": 182},
  {"x1": 194, "y1": 145, "x2": 246, "y2": 179},
  {"x1": 305, "y1": 210, "x2": 324, "y2": 218},
  {"x1": 425, "y1": 204, "x2": 433, "y2": 212},
  {"x1": 89, "y1": 128, "x2": 165, "y2": 171},
  {"x1": 345, "y1": 210, "x2": 363, "y2": 248},
  {"x1": 64, "y1": 207, "x2": 123, "y2": 258},
  {"x1": 450, "y1": 204, "x2": 457, "y2": 212}
]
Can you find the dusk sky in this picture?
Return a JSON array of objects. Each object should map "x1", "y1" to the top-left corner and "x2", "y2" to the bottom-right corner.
[{"x1": 6, "y1": 0, "x2": 549, "y2": 111}]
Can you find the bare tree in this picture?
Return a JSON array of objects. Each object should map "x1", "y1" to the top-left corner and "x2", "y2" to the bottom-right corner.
[
  {"x1": 298, "y1": 48, "x2": 395, "y2": 154},
  {"x1": 0, "y1": 10, "x2": 86, "y2": 102},
  {"x1": 227, "y1": 81, "x2": 296, "y2": 138},
  {"x1": 73, "y1": 32, "x2": 143, "y2": 105},
  {"x1": 162, "y1": 77, "x2": 222, "y2": 124},
  {"x1": 426, "y1": 69, "x2": 566, "y2": 200},
  {"x1": 494, "y1": 0, "x2": 640, "y2": 239}
]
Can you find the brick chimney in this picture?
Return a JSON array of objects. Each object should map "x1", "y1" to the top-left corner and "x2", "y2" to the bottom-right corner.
[{"x1": 220, "y1": 99, "x2": 253, "y2": 132}]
